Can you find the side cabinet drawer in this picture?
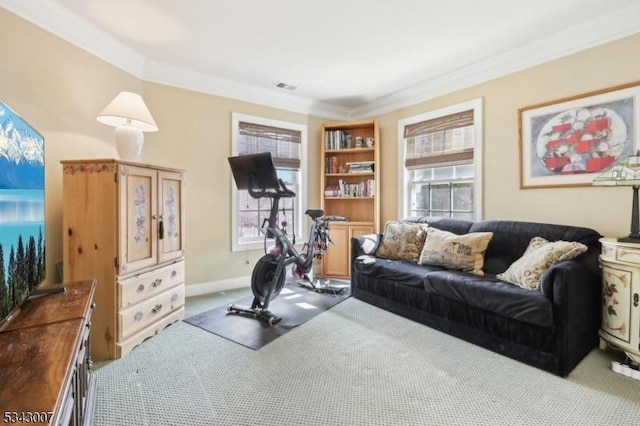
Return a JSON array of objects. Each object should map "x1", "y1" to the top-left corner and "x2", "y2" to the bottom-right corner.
[
  {"x1": 616, "y1": 246, "x2": 640, "y2": 264},
  {"x1": 119, "y1": 285, "x2": 185, "y2": 340},
  {"x1": 118, "y1": 261, "x2": 185, "y2": 309}
]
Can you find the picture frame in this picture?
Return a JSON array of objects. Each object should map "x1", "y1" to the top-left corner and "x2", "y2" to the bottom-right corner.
[
  {"x1": 519, "y1": 81, "x2": 640, "y2": 189},
  {"x1": 0, "y1": 99, "x2": 46, "y2": 321}
]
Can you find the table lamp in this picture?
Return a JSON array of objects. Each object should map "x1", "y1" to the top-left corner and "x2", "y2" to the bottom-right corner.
[
  {"x1": 593, "y1": 150, "x2": 640, "y2": 242},
  {"x1": 97, "y1": 91, "x2": 158, "y2": 161}
]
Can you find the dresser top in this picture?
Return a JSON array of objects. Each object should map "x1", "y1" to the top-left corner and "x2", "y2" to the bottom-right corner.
[{"x1": 60, "y1": 158, "x2": 186, "y2": 173}]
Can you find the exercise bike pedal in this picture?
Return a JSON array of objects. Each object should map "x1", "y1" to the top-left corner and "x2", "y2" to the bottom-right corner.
[{"x1": 227, "y1": 304, "x2": 281, "y2": 326}]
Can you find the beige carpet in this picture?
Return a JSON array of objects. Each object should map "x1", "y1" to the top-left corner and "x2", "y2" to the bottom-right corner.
[{"x1": 94, "y1": 289, "x2": 640, "y2": 425}]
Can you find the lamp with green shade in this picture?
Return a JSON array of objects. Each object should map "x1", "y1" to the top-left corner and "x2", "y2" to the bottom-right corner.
[{"x1": 593, "y1": 150, "x2": 640, "y2": 242}]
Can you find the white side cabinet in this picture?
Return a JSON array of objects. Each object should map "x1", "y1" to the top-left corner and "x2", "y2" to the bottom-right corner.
[
  {"x1": 599, "y1": 237, "x2": 640, "y2": 365},
  {"x1": 62, "y1": 159, "x2": 186, "y2": 360}
]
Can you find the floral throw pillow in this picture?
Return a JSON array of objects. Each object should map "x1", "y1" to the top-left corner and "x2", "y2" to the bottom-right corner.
[
  {"x1": 375, "y1": 221, "x2": 429, "y2": 263},
  {"x1": 497, "y1": 236, "x2": 588, "y2": 290},
  {"x1": 418, "y1": 227, "x2": 493, "y2": 276}
]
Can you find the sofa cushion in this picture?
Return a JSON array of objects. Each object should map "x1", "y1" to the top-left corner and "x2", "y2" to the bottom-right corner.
[
  {"x1": 418, "y1": 227, "x2": 493, "y2": 276},
  {"x1": 422, "y1": 270, "x2": 554, "y2": 327},
  {"x1": 376, "y1": 221, "x2": 429, "y2": 262},
  {"x1": 353, "y1": 256, "x2": 441, "y2": 288},
  {"x1": 497, "y1": 237, "x2": 588, "y2": 290},
  {"x1": 469, "y1": 220, "x2": 601, "y2": 275}
]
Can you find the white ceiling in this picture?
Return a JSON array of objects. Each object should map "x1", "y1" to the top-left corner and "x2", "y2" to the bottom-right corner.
[{"x1": 3, "y1": 0, "x2": 640, "y2": 119}]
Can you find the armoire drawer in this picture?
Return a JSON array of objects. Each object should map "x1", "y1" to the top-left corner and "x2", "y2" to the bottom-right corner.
[
  {"x1": 117, "y1": 307, "x2": 185, "y2": 358},
  {"x1": 119, "y1": 285, "x2": 185, "y2": 340},
  {"x1": 118, "y1": 261, "x2": 185, "y2": 310}
]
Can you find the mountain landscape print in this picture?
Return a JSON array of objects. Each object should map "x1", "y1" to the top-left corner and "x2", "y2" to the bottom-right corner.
[{"x1": 0, "y1": 100, "x2": 45, "y2": 320}]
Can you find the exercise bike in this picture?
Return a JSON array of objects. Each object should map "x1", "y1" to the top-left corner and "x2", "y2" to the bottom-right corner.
[{"x1": 227, "y1": 152, "x2": 343, "y2": 326}]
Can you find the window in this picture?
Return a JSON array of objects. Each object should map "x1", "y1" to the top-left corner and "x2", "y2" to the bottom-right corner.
[
  {"x1": 231, "y1": 113, "x2": 307, "y2": 251},
  {"x1": 398, "y1": 98, "x2": 483, "y2": 220}
]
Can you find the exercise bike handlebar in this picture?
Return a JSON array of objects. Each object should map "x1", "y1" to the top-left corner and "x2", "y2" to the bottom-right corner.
[{"x1": 248, "y1": 177, "x2": 296, "y2": 200}]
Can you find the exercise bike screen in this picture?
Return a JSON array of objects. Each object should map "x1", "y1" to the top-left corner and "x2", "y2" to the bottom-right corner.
[{"x1": 228, "y1": 152, "x2": 280, "y2": 190}]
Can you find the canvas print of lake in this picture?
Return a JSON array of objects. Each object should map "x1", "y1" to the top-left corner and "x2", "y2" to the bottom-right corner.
[{"x1": 0, "y1": 100, "x2": 45, "y2": 319}]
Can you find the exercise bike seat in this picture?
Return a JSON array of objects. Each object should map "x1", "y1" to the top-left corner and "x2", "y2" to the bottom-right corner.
[{"x1": 305, "y1": 209, "x2": 324, "y2": 219}]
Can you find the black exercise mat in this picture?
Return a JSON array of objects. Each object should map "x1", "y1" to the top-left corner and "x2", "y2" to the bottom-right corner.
[{"x1": 184, "y1": 281, "x2": 350, "y2": 350}]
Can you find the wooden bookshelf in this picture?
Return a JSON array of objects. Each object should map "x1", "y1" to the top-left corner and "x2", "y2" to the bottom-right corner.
[{"x1": 320, "y1": 119, "x2": 380, "y2": 278}]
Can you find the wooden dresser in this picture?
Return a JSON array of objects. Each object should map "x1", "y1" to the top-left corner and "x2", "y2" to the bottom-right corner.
[
  {"x1": 0, "y1": 279, "x2": 96, "y2": 425},
  {"x1": 61, "y1": 159, "x2": 186, "y2": 360}
]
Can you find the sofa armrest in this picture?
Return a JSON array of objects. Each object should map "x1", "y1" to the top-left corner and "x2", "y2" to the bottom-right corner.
[
  {"x1": 540, "y1": 260, "x2": 601, "y2": 372},
  {"x1": 350, "y1": 233, "x2": 381, "y2": 269},
  {"x1": 540, "y1": 260, "x2": 599, "y2": 304}
]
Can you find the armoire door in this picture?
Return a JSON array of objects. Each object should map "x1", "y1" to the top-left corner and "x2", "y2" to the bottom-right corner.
[
  {"x1": 158, "y1": 170, "x2": 186, "y2": 264},
  {"x1": 118, "y1": 165, "x2": 158, "y2": 274}
]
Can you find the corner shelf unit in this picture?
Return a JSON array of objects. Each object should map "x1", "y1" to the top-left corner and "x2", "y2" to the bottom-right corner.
[{"x1": 320, "y1": 119, "x2": 380, "y2": 278}]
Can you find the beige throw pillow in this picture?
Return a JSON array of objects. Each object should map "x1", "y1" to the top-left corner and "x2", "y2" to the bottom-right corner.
[
  {"x1": 375, "y1": 221, "x2": 429, "y2": 263},
  {"x1": 497, "y1": 237, "x2": 588, "y2": 290},
  {"x1": 419, "y1": 227, "x2": 493, "y2": 276}
]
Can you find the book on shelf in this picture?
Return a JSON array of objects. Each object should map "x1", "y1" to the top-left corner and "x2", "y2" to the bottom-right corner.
[
  {"x1": 347, "y1": 161, "x2": 374, "y2": 173},
  {"x1": 325, "y1": 156, "x2": 341, "y2": 174},
  {"x1": 324, "y1": 186, "x2": 340, "y2": 197},
  {"x1": 326, "y1": 179, "x2": 375, "y2": 197},
  {"x1": 325, "y1": 130, "x2": 351, "y2": 150}
]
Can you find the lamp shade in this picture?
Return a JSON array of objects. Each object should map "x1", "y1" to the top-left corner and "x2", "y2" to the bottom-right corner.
[
  {"x1": 593, "y1": 151, "x2": 640, "y2": 187},
  {"x1": 97, "y1": 91, "x2": 158, "y2": 132},
  {"x1": 593, "y1": 150, "x2": 640, "y2": 242}
]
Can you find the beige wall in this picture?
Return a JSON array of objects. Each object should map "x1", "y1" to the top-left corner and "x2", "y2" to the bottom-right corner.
[
  {"x1": 140, "y1": 83, "x2": 325, "y2": 284},
  {"x1": 1, "y1": 9, "x2": 139, "y2": 284},
  {"x1": 2, "y1": 7, "x2": 639, "y2": 288},
  {"x1": 378, "y1": 34, "x2": 640, "y2": 239},
  {"x1": 0, "y1": 9, "x2": 324, "y2": 286}
]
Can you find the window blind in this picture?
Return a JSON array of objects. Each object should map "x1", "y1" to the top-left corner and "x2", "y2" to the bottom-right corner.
[
  {"x1": 404, "y1": 109, "x2": 474, "y2": 168},
  {"x1": 238, "y1": 121, "x2": 301, "y2": 168}
]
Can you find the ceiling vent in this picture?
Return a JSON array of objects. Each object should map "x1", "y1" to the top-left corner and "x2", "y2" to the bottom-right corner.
[{"x1": 275, "y1": 82, "x2": 297, "y2": 91}]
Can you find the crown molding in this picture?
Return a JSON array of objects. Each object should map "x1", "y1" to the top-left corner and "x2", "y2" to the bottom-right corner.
[
  {"x1": 0, "y1": 0, "x2": 146, "y2": 75},
  {"x1": 3, "y1": 0, "x2": 640, "y2": 121},
  {"x1": 352, "y1": 2, "x2": 640, "y2": 119},
  {"x1": 0, "y1": 0, "x2": 351, "y2": 119},
  {"x1": 142, "y1": 61, "x2": 351, "y2": 121}
]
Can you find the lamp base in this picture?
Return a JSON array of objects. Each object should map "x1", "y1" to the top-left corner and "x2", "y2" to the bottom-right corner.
[
  {"x1": 617, "y1": 234, "x2": 640, "y2": 243},
  {"x1": 618, "y1": 185, "x2": 640, "y2": 244},
  {"x1": 114, "y1": 125, "x2": 144, "y2": 161}
]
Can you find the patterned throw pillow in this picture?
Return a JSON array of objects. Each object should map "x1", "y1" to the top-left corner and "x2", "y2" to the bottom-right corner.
[
  {"x1": 418, "y1": 227, "x2": 493, "y2": 276},
  {"x1": 497, "y1": 237, "x2": 588, "y2": 290},
  {"x1": 375, "y1": 221, "x2": 429, "y2": 262}
]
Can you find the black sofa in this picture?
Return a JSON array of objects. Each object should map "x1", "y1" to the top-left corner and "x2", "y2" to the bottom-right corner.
[{"x1": 350, "y1": 218, "x2": 602, "y2": 376}]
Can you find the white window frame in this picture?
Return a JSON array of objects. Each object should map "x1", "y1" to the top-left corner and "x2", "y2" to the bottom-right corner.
[
  {"x1": 397, "y1": 98, "x2": 484, "y2": 220},
  {"x1": 230, "y1": 113, "x2": 308, "y2": 252}
]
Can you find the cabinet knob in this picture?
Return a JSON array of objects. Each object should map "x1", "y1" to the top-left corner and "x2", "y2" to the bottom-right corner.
[
  {"x1": 634, "y1": 293, "x2": 639, "y2": 307},
  {"x1": 152, "y1": 304, "x2": 163, "y2": 313},
  {"x1": 152, "y1": 278, "x2": 163, "y2": 287}
]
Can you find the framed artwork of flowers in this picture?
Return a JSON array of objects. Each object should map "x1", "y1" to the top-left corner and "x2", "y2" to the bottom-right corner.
[{"x1": 519, "y1": 81, "x2": 640, "y2": 189}]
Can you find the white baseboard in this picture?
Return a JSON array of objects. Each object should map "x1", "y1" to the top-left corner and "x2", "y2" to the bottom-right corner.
[
  {"x1": 184, "y1": 266, "x2": 348, "y2": 298},
  {"x1": 185, "y1": 276, "x2": 250, "y2": 297}
]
